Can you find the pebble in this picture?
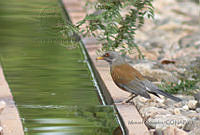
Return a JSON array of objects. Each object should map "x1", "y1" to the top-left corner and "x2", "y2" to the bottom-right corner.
[
  {"x1": 188, "y1": 128, "x2": 200, "y2": 135},
  {"x1": 173, "y1": 108, "x2": 181, "y2": 115},
  {"x1": 182, "y1": 105, "x2": 189, "y2": 111},
  {"x1": 162, "y1": 126, "x2": 188, "y2": 135},
  {"x1": 174, "y1": 102, "x2": 183, "y2": 108},
  {"x1": 196, "y1": 108, "x2": 200, "y2": 113},
  {"x1": 187, "y1": 100, "x2": 198, "y2": 110},
  {"x1": 146, "y1": 114, "x2": 189, "y2": 129},
  {"x1": 183, "y1": 119, "x2": 200, "y2": 131},
  {"x1": 140, "y1": 107, "x2": 170, "y2": 120},
  {"x1": 154, "y1": 128, "x2": 163, "y2": 135},
  {"x1": 194, "y1": 91, "x2": 200, "y2": 104},
  {"x1": 182, "y1": 111, "x2": 200, "y2": 120}
]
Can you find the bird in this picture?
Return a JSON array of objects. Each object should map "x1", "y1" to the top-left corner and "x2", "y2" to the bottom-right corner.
[{"x1": 96, "y1": 51, "x2": 182, "y2": 103}]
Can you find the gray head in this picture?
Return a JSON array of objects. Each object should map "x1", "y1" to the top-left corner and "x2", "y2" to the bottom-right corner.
[{"x1": 96, "y1": 51, "x2": 125, "y2": 65}]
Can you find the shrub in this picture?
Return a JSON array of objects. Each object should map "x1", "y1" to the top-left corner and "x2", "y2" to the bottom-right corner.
[{"x1": 70, "y1": 0, "x2": 154, "y2": 56}]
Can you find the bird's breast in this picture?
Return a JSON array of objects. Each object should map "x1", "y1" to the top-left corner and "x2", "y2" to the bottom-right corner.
[{"x1": 111, "y1": 64, "x2": 133, "y2": 84}]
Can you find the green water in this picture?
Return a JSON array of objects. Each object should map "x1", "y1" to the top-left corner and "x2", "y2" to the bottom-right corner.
[{"x1": 0, "y1": 0, "x2": 118, "y2": 134}]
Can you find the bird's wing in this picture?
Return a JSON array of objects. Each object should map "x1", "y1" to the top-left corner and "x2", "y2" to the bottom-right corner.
[
  {"x1": 118, "y1": 80, "x2": 151, "y2": 99},
  {"x1": 142, "y1": 80, "x2": 159, "y2": 91},
  {"x1": 111, "y1": 64, "x2": 151, "y2": 99}
]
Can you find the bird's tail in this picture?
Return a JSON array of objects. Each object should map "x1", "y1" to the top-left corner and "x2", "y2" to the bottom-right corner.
[{"x1": 155, "y1": 89, "x2": 182, "y2": 102}]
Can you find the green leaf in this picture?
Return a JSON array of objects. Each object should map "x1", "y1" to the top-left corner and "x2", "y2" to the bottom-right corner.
[{"x1": 73, "y1": 0, "x2": 154, "y2": 54}]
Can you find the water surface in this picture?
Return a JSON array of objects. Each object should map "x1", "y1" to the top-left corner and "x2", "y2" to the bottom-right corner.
[{"x1": 0, "y1": 0, "x2": 118, "y2": 134}]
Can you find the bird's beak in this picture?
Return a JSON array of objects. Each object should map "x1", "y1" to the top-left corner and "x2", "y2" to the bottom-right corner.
[{"x1": 96, "y1": 56, "x2": 104, "y2": 60}]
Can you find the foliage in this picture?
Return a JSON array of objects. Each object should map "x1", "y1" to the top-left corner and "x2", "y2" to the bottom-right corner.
[
  {"x1": 160, "y1": 79, "x2": 198, "y2": 94},
  {"x1": 72, "y1": 0, "x2": 154, "y2": 55},
  {"x1": 160, "y1": 58, "x2": 200, "y2": 94}
]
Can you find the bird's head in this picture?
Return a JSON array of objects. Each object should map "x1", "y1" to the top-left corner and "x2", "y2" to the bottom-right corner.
[{"x1": 96, "y1": 51, "x2": 122, "y2": 64}]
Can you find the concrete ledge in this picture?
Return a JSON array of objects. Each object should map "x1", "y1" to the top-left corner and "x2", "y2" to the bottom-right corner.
[
  {"x1": 0, "y1": 66, "x2": 24, "y2": 135},
  {"x1": 62, "y1": 0, "x2": 150, "y2": 134}
]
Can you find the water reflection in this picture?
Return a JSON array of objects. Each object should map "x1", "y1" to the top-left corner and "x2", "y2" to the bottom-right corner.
[{"x1": 19, "y1": 105, "x2": 117, "y2": 134}]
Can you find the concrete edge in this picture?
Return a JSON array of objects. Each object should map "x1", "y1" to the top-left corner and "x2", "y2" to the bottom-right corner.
[
  {"x1": 0, "y1": 66, "x2": 24, "y2": 135},
  {"x1": 62, "y1": 0, "x2": 150, "y2": 134}
]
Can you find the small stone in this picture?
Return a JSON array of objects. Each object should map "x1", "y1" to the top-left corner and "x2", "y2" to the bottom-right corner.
[
  {"x1": 140, "y1": 107, "x2": 171, "y2": 120},
  {"x1": 155, "y1": 96, "x2": 165, "y2": 104},
  {"x1": 155, "y1": 102, "x2": 166, "y2": 108},
  {"x1": 146, "y1": 114, "x2": 189, "y2": 129},
  {"x1": 155, "y1": 128, "x2": 163, "y2": 135},
  {"x1": 132, "y1": 97, "x2": 145, "y2": 110},
  {"x1": 179, "y1": 31, "x2": 200, "y2": 49},
  {"x1": 184, "y1": 120, "x2": 200, "y2": 131},
  {"x1": 184, "y1": 121, "x2": 194, "y2": 131},
  {"x1": 167, "y1": 108, "x2": 175, "y2": 113},
  {"x1": 194, "y1": 91, "x2": 200, "y2": 104},
  {"x1": 165, "y1": 99, "x2": 177, "y2": 107},
  {"x1": 162, "y1": 126, "x2": 188, "y2": 135},
  {"x1": 187, "y1": 100, "x2": 198, "y2": 110},
  {"x1": 182, "y1": 111, "x2": 200, "y2": 120},
  {"x1": 196, "y1": 108, "x2": 200, "y2": 113},
  {"x1": 174, "y1": 102, "x2": 184, "y2": 108},
  {"x1": 189, "y1": 128, "x2": 200, "y2": 135},
  {"x1": 0, "y1": 101, "x2": 6, "y2": 114},
  {"x1": 138, "y1": 97, "x2": 149, "y2": 103},
  {"x1": 183, "y1": 105, "x2": 189, "y2": 111},
  {"x1": 173, "y1": 108, "x2": 181, "y2": 115}
]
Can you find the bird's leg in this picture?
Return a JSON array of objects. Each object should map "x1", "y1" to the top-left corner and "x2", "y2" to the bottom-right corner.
[{"x1": 122, "y1": 94, "x2": 137, "y2": 104}]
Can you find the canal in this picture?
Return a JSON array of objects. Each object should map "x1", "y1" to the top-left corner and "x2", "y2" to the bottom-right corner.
[{"x1": 0, "y1": 0, "x2": 119, "y2": 134}]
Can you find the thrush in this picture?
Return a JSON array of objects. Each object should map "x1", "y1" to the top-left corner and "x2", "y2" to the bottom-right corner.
[{"x1": 96, "y1": 51, "x2": 182, "y2": 102}]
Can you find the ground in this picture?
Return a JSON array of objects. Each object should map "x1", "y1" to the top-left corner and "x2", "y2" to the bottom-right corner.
[{"x1": 125, "y1": 0, "x2": 200, "y2": 134}]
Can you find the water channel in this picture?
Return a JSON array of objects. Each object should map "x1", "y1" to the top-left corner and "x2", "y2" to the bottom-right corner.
[{"x1": 0, "y1": 0, "x2": 119, "y2": 134}]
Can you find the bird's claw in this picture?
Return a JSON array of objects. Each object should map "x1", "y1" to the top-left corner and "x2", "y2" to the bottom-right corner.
[
  {"x1": 115, "y1": 97, "x2": 134, "y2": 105},
  {"x1": 115, "y1": 101, "x2": 131, "y2": 105}
]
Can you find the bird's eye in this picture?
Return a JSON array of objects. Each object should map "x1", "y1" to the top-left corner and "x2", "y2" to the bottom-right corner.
[{"x1": 104, "y1": 53, "x2": 110, "y2": 57}]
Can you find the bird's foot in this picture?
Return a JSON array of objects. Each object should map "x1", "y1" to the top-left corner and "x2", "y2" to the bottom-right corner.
[
  {"x1": 115, "y1": 101, "x2": 131, "y2": 105},
  {"x1": 114, "y1": 94, "x2": 137, "y2": 105},
  {"x1": 122, "y1": 98, "x2": 133, "y2": 104},
  {"x1": 125, "y1": 94, "x2": 137, "y2": 103},
  {"x1": 115, "y1": 94, "x2": 137, "y2": 105}
]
